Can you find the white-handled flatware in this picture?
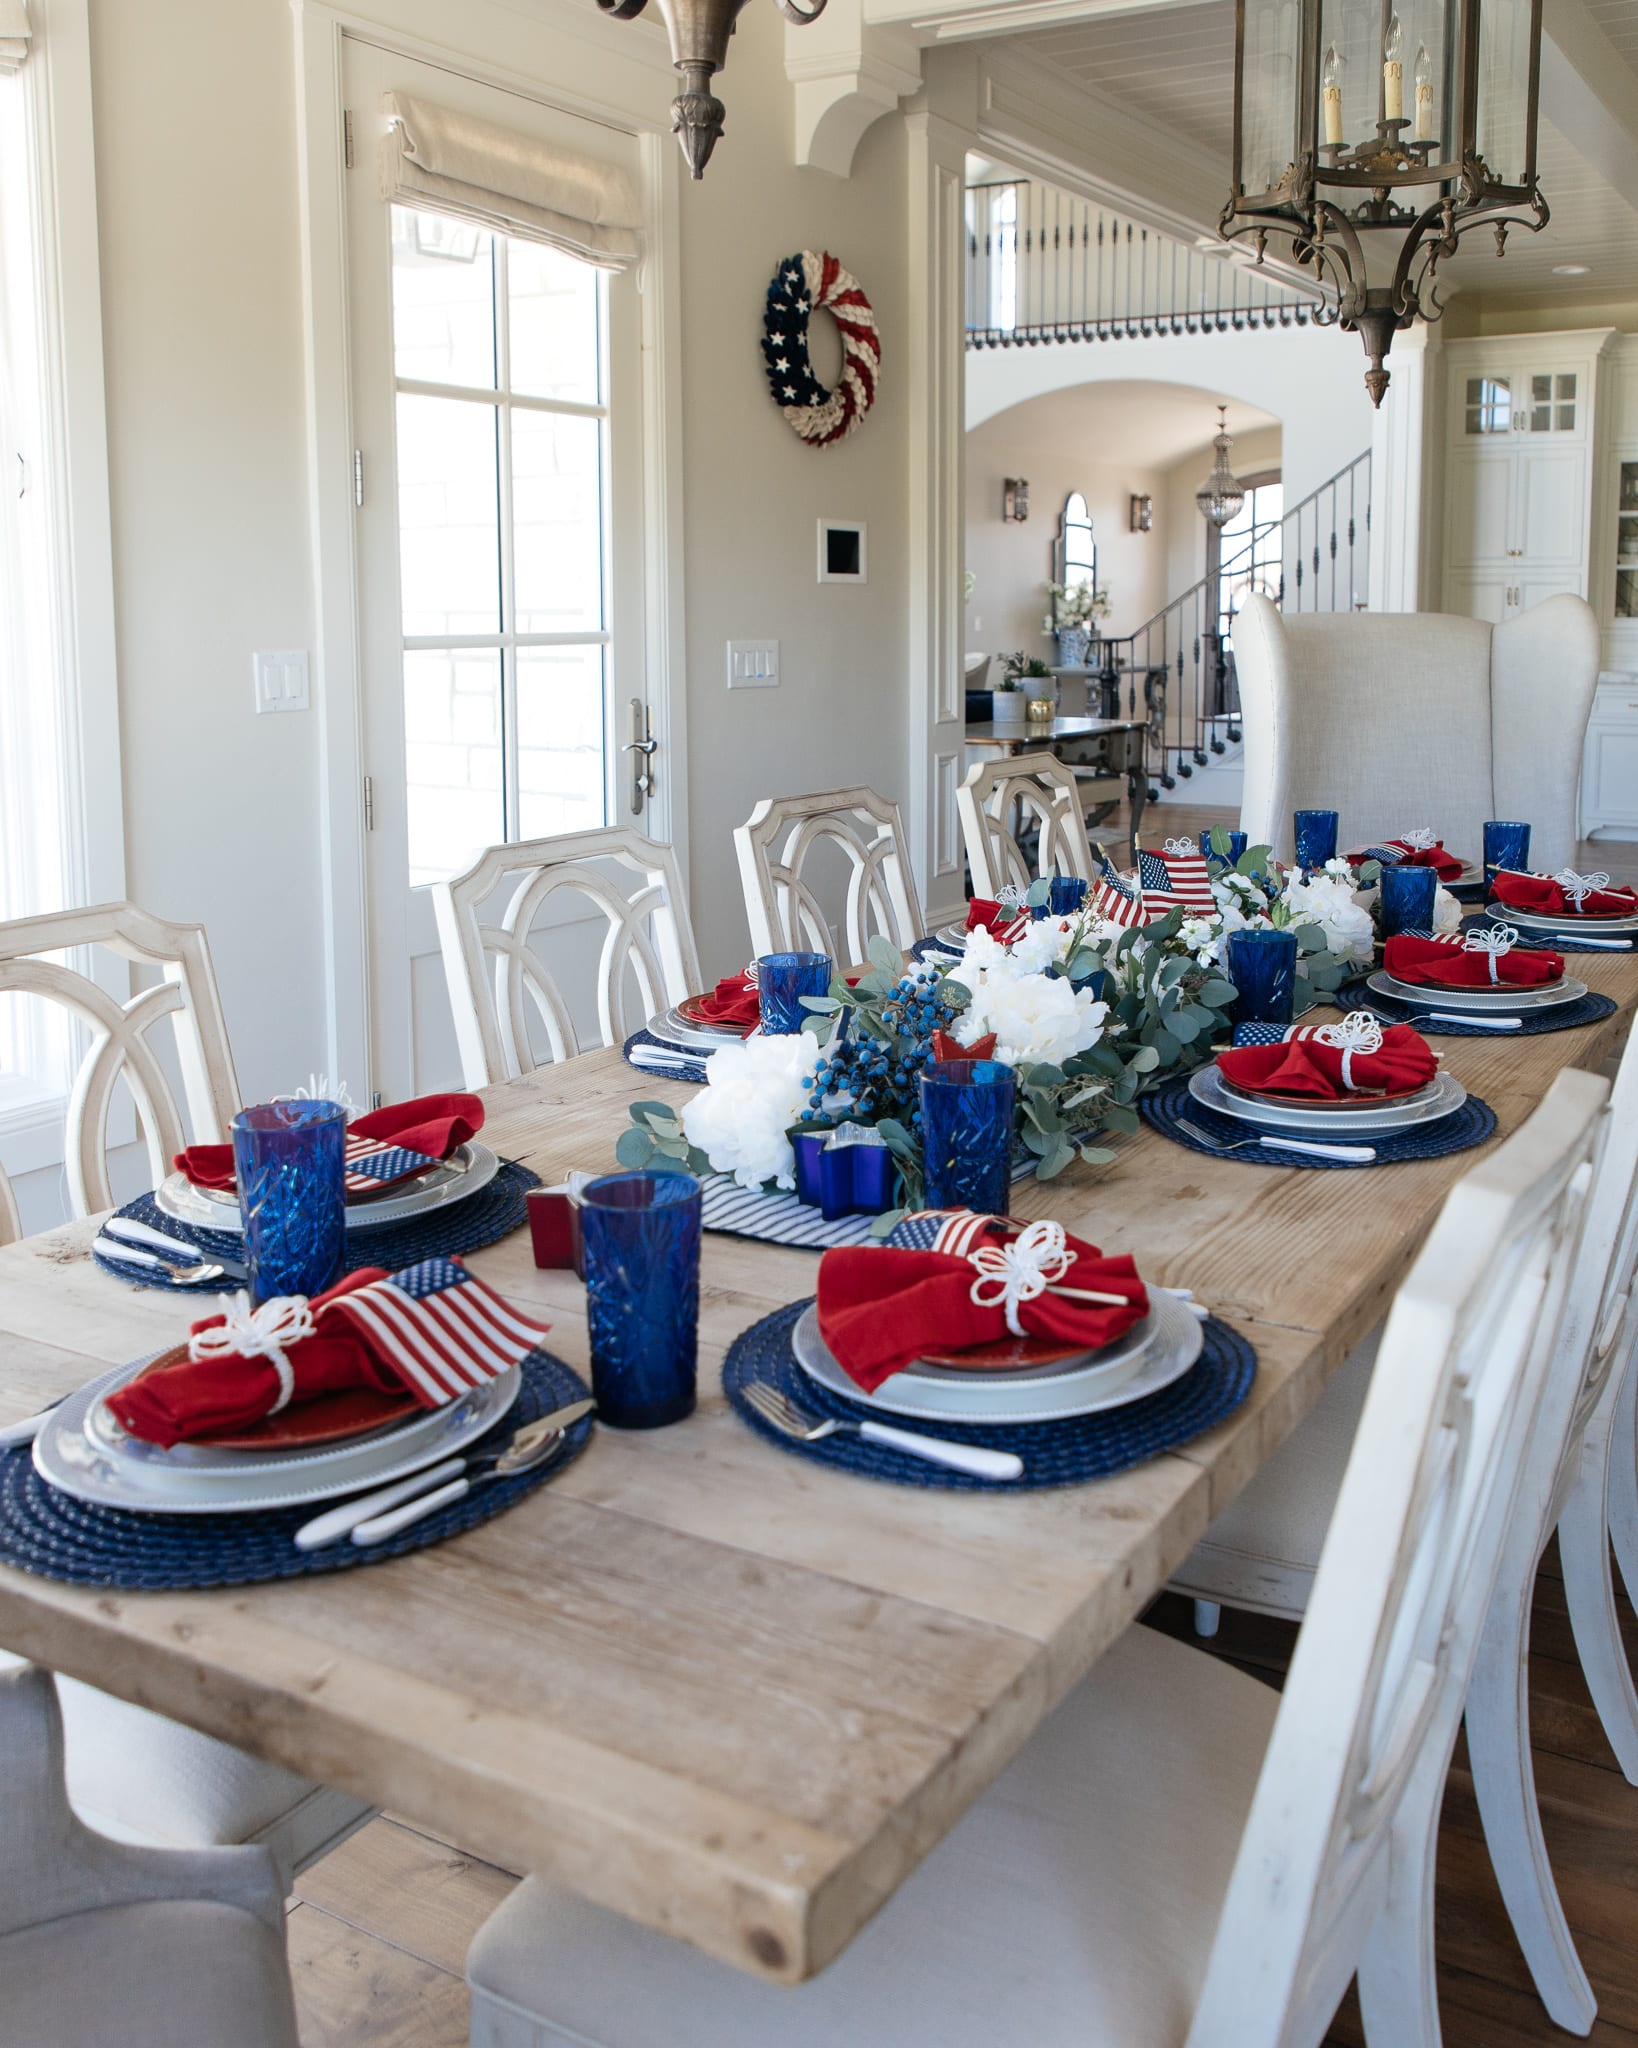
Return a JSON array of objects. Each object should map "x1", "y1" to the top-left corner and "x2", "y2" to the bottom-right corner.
[
  {"x1": 92, "y1": 1236, "x2": 243, "y2": 1287},
  {"x1": 0, "y1": 1400, "x2": 62, "y2": 1448},
  {"x1": 1175, "y1": 1117, "x2": 1376, "y2": 1165},
  {"x1": 1423, "y1": 1011, "x2": 1522, "y2": 1029},
  {"x1": 293, "y1": 1398, "x2": 595, "y2": 1550},
  {"x1": 743, "y1": 1381, "x2": 1023, "y2": 1481},
  {"x1": 104, "y1": 1216, "x2": 246, "y2": 1271},
  {"x1": 1538, "y1": 934, "x2": 1631, "y2": 949}
]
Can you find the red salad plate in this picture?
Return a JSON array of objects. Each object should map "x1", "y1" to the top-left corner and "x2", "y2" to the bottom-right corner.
[
  {"x1": 116, "y1": 1350, "x2": 419, "y2": 1452},
  {"x1": 1219, "y1": 1072, "x2": 1433, "y2": 1112},
  {"x1": 675, "y1": 994, "x2": 755, "y2": 1032},
  {"x1": 915, "y1": 1332, "x2": 1094, "y2": 1372}
]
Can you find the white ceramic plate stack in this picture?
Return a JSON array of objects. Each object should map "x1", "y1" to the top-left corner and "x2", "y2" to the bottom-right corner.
[
  {"x1": 32, "y1": 1359, "x2": 520, "y2": 1515},
  {"x1": 642, "y1": 1008, "x2": 751, "y2": 1057},
  {"x1": 1487, "y1": 904, "x2": 1638, "y2": 946},
  {"x1": 155, "y1": 1140, "x2": 502, "y2": 1235},
  {"x1": 790, "y1": 1291, "x2": 1203, "y2": 1425},
  {"x1": 1365, "y1": 968, "x2": 1590, "y2": 1016},
  {"x1": 1188, "y1": 1062, "x2": 1468, "y2": 1139}
]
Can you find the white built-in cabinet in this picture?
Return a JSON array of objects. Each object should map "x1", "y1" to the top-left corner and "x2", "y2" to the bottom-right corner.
[{"x1": 1581, "y1": 675, "x2": 1638, "y2": 837}]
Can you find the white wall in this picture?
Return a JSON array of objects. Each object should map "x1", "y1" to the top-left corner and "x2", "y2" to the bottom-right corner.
[{"x1": 1161, "y1": 425, "x2": 1282, "y2": 600}]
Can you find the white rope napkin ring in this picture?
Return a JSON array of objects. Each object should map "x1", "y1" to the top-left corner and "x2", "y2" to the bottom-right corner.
[
  {"x1": 187, "y1": 1292, "x2": 316, "y2": 1416},
  {"x1": 1462, "y1": 924, "x2": 1517, "y2": 982},
  {"x1": 1400, "y1": 827, "x2": 1437, "y2": 851},
  {"x1": 1553, "y1": 867, "x2": 1610, "y2": 909},
  {"x1": 966, "y1": 1220, "x2": 1130, "y2": 1335},
  {"x1": 1309, "y1": 1010, "x2": 1384, "y2": 1092},
  {"x1": 743, "y1": 959, "x2": 760, "y2": 985},
  {"x1": 1163, "y1": 836, "x2": 1197, "y2": 857}
]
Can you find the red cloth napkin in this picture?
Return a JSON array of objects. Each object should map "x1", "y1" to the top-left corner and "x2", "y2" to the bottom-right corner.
[
  {"x1": 1491, "y1": 870, "x2": 1638, "y2": 919},
  {"x1": 1216, "y1": 1023, "x2": 1438, "y2": 1102},
  {"x1": 1363, "y1": 838, "x2": 1465, "y2": 881},
  {"x1": 690, "y1": 975, "x2": 760, "y2": 1028},
  {"x1": 816, "y1": 1215, "x2": 1148, "y2": 1393},
  {"x1": 966, "y1": 899, "x2": 1025, "y2": 937},
  {"x1": 1384, "y1": 932, "x2": 1563, "y2": 989},
  {"x1": 930, "y1": 1030, "x2": 998, "y2": 1062},
  {"x1": 174, "y1": 1093, "x2": 484, "y2": 1194}
]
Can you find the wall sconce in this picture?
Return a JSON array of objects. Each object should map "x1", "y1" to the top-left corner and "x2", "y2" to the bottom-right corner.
[
  {"x1": 1129, "y1": 494, "x2": 1154, "y2": 533},
  {"x1": 1003, "y1": 478, "x2": 1029, "y2": 523}
]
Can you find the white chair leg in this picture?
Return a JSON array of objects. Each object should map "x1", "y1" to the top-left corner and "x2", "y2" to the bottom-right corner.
[
  {"x1": 1608, "y1": 1351, "x2": 1638, "y2": 1617},
  {"x1": 1466, "y1": 1570, "x2": 1597, "y2": 2035},
  {"x1": 1560, "y1": 1444, "x2": 1638, "y2": 1785},
  {"x1": 1193, "y1": 1600, "x2": 1221, "y2": 1639},
  {"x1": 1355, "y1": 1761, "x2": 1445, "y2": 2048}
]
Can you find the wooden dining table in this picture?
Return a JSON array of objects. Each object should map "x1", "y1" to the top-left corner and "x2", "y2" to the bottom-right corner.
[{"x1": 0, "y1": 964, "x2": 1632, "y2": 1988}]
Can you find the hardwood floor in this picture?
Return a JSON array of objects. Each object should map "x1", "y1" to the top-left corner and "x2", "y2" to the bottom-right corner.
[{"x1": 288, "y1": 799, "x2": 1638, "y2": 2046}]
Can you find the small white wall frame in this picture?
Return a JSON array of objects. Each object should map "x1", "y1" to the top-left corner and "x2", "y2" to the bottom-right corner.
[{"x1": 817, "y1": 520, "x2": 867, "y2": 583}]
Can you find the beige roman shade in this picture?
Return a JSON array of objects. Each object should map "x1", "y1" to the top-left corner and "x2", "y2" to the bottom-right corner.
[
  {"x1": 0, "y1": 1, "x2": 31, "y2": 75},
  {"x1": 380, "y1": 91, "x2": 640, "y2": 271}
]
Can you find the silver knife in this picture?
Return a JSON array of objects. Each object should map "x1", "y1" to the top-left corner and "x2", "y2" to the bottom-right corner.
[
  {"x1": 1424, "y1": 1011, "x2": 1521, "y2": 1029},
  {"x1": 104, "y1": 1216, "x2": 247, "y2": 1276},
  {"x1": 0, "y1": 1400, "x2": 62, "y2": 1449}
]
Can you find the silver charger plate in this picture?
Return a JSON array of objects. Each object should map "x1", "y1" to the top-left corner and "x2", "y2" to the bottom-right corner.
[
  {"x1": 36, "y1": 1359, "x2": 520, "y2": 1514},
  {"x1": 154, "y1": 1141, "x2": 500, "y2": 1236},
  {"x1": 790, "y1": 1291, "x2": 1202, "y2": 1426},
  {"x1": 1487, "y1": 903, "x2": 1638, "y2": 936},
  {"x1": 646, "y1": 1009, "x2": 749, "y2": 1053},
  {"x1": 1190, "y1": 1061, "x2": 1466, "y2": 1136},
  {"x1": 1368, "y1": 968, "x2": 1589, "y2": 1012},
  {"x1": 935, "y1": 923, "x2": 972, "y2": 948}
]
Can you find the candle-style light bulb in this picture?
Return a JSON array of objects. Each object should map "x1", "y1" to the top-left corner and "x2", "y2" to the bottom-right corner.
[
  {"x1": 1414, "y1": 41, "x2": 1434, "y2": 140},
  {"x1": 1323, "y1": 42, "x2": 1345, "y2": 146},
  {"x1": 1383, "y1": 12, "x2": 1405, "y2": 122}
]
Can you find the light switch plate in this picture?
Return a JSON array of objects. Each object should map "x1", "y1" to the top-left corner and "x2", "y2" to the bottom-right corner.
[
  {"x1": 253, "y1": 650, "x2": 310, "y2": 714},
  {"x1": 727, "y1": 639, "x2": 779, "y2": 689}
]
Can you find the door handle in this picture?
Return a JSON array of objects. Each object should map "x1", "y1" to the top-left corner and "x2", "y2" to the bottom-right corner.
[{"x1": 625, "y1": 698, "x2": 656, "y2": 816}]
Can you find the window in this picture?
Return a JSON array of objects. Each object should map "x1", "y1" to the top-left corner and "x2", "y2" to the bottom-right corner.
[
  {"x1": 389, "y1": 203, "x2": 611, "y2": 886},
  {"x1": 1465, "y1": 376, "x2": 1512, "y2": 435},
  {"x1": 1529, "y1": 371, "x2": 1577, "y2": 434},
  {"x1": 1214, "y1": 476, "x2": 1284, "y2": 637}
]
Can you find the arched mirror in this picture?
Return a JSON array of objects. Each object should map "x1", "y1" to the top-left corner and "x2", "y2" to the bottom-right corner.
[{"x1": 1052, "y1": 491, "x2": 1096, "y2": 612}]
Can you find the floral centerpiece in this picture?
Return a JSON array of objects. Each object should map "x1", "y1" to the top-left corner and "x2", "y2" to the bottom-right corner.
[{"x1": 1044, "y1": 578, "x2": 1111, "y2": 668}]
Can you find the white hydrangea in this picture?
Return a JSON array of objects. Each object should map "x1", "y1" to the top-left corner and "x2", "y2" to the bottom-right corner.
[
  {"x1": 952, "y1": 950, "x2": 1108, "y2": 1067},
  {"x1": 1432, "y1": 885, "x2": 1463, "y2": 935},
  {"x1": 1281, "y1": 872, "x2": 1377, "y2": 966},
  {"x1": 680, "y1": 1029, "x2": 820, "y2": 1191}
]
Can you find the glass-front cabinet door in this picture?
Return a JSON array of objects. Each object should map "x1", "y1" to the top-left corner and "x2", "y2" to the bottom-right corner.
[{"x1": 1617, "y1": 461, "x2": 1638, "y2": 622}]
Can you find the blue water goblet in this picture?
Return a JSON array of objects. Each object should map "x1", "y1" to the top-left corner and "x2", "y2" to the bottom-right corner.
[
  {"x1": 1379, "y1": 863, "x2": 1440, "y2": 937},
  {"x1": 1225, "y1": 929, "x2": 1299, "y2": 1029},
  {"x1": 1200, "y1": 829, "x2": 1248, "y2": 866},
  {"x1": 757, "y1": 953, "x2": 832, "y2": 1035},
  {"x1": 1292, "y1": 809, "x2": 1339, "y2": 872},
  {"x1": 1483, "y1": 820, "x2": 1531, "y2": 902},
  {"x1": 231, "y1": 1100, "x2": 347, "y2": 1303},
  {"x1": 580, "y1": 1170, "x2": 702, "y2": 1429},
  {"x1": 1049, "y1": 875, "x2": 1089, "y2": 916},
  {"x1": 919, "y1": 1059, "x2": 1016, "y2": 1217}
]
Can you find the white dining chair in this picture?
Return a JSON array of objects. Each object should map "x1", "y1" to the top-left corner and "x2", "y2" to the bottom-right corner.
[
  {"x1": 463, "y1": 1068, "x2": 1605, "y2": 2048},
  {"x1": 1173, "y1": 1026, "x2": 1638, "y2": 2033},
  {"x1": 0, "y1": 901, "x2": 369, "y2": 1885},
  {"x1": 735, "y1": 788, "x2": 924, "y2": 963},
  {"x1": 1232, "y1": 592, "x2": 1600, "y2": 873},
  {"x1": 955, "y1": 751, "x2": 1098, "y2": 901},
  {"x1": 0, "y1": 1662, "x2": 301, "y2": 2047},
  {"x1": 431, "y1": 828, "x2": 703, "y2": 1089}
]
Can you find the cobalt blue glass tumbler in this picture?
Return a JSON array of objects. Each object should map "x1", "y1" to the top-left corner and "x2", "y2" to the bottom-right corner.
[
  {"x1": 231, "y1": 1100, "x2": 346, "y2": 1303},
  {"x1": 1292, "y1": 809, "x2": 1339, "y2": 871},
  {"x1": 1379, "y1": 863, "x2": 1439, "y2": 936},
  {"x1": 757, "y1": 953, "x2": 831, "y2": 1035},
  {"x1": 1483, "y1": 820, "x2": 1531, "y2": 900},
  {"x1": 1225, "y1": 929, "x2": 1299, "y2": 1029},
  {"x1": 920, "y1": 1059, "x2": 1016, "y2": 1217},
  {"x1": 1200, "y1": 829, "x2": 1248, "y2": 866},
  {"x1": 580, "y1": 1170, "x2": 701, "y2": 1429},
  {"x1": 1049, "y1": 875, "x2": 1089, "y2": 916}
]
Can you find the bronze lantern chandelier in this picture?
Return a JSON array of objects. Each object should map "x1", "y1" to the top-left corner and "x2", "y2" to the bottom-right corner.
[{"x1": 1221, "y1": 0, "x2": 1549, "y2": 403}]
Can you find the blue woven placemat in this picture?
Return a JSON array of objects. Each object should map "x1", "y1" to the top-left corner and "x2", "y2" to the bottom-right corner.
[
  {"x1": 1337, "y1": 978, "x2": 1618, "y2": 1038},
  {"x1": 1462, "y1": 911, "x2": 1637, "y2": 956},
  {"x1": 912, "y1": 935, "x2": 963, "y2": 963},
  {"x1": 0, "y1": 1351, "x2": 591, "y2": 1590},
  {"x1": 723, "y1": 1299, "x2": 1255, "y2": 1492},
  {"x1": 1139, "y1": 1073, "x2": 1497, "y2": 1168},
  {"x1": 622, "y1": 1028, "x2": 708, "y2": 1084},
  {"x1": 92, "y1": 1160, "x2": 542, "y2": 1293}
]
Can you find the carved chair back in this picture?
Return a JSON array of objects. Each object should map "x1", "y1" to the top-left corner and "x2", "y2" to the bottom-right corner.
[
  {"x1": 956, "y1": 752, "x2": 1097, "y2": 902},
  {"x1": 734, "y1": 789, "x2": 923, "y2": 963}
]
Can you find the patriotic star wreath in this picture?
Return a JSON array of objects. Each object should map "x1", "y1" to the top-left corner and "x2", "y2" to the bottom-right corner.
[{"x1": 760, "y1": 250, "x2": 881, "y2": 447}]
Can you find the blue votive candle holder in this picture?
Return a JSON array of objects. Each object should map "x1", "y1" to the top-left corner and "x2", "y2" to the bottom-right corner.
[
  {"x1": 1379, "y1": 863, "x2": 1439, "y2": 936},
  {"x1": 1049, "y1": 875, "x2": 1089, "y2": 916},
  {"x1": 758, "y1": 952, "x2": 831, "y2": 1035},
  {"x1": 231, "y1": 1100, "x2": 346, "y2": 1303},
  {"x1": 1483, "y1": 820, "x2": 1531, "y2": 900},
  {"x1": 920, "y1": 1059, "x2": 1016, "y2": 1217},
  {"x1": 580, "y1": 1170, "x2": 701, "y2": 1429},
  {"x1": 1225, "y1": 928, "x2": 1299, "y2": 1029},
  {"x1": 1292, "y1": 809, "x2": 1339, "y2": 871},
  {"x1": 1200, "y1": 829, "x2": 1248, "y2": 866}
]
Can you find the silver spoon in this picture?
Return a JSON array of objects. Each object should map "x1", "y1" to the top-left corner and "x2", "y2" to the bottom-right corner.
[{"x1": 91, "y1": 1236, "x2": 242, "y2": 1287}]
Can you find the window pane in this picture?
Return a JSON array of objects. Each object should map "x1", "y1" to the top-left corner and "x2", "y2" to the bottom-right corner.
[
  {"x1": 391, "y1": 207, "x2": 498, "y2": 390},
  {"x1": 1476, "y1": 0, "x2": 1533, "y2": 185},
  {"x1": 1243, "y1": 0, "x2": 1298, "y2": 192},
  {"x1": 509, "y1": 241, "x2": 602, "y2": 404},
  {"x1": 403, "y1": 649, "x2": 504, "y2": 886},
  {"x1": 516, "y1": 647, "x2": 608, "y2": 837},
  {"x1": 512, "y1": 411, "x2": 604, "y2": 634},
  {"x1": 396, "y1": 394, "x2": 501, "y2": 636}
]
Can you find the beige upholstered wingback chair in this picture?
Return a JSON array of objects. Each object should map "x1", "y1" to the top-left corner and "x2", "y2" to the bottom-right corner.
[{"x1": 1231, "y1": 593, "x2": 1600, "y2": 872}]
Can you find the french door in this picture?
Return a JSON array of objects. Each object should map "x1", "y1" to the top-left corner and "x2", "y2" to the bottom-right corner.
[{"x1": 344, "y1": 36, "x2": 659, "y2": 1100}]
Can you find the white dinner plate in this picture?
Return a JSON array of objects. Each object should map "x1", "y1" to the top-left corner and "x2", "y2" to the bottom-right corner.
[
  {"x1": 645, "y1": 1009, "x2": 747, "y2": 1053},
  {"x1": 935, "y1": 922, "x2": 971, "y2": 948},
  {"x1": 1368, "y1": 969, "x2": 1588, "y2": 1012},
  {"x1": 154, "y1": 1141, "x2": 500, "y2": 1236},
  {"x1": 36, "y1": 1359, "x2": 519, "y2": 1513},
  {"x1": 790, "y1": 1290, "x2": 1202, "y2": 1425},
  {"x1": 1189, "y1": 1061, "x2": 1466, "y2": 1136},
  {"x1": 1486, "y1": 903, "x2": 1638, "y2": 936}
]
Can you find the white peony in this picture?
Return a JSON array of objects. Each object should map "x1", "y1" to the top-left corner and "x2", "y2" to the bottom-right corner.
[
  {"x1": 1282, "y1": 872, "x2": 1377, "y2": 966},
  {"x1": 1432, "y1": 885, "x2": 1462, "y2": 935},
  {"x1": 1007, "y1": 914, "x2": 1080, "y2": 975},
  {"x1": 952, "y1": 951, "x2": 1108, "y2": 1067},
  {"x1": 680, "y1": 1029, "x2": 820, "y2": 1191}
]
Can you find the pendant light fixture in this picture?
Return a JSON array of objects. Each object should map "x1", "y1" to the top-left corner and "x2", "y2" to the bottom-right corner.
[
  {"x1": 1222, "y1": 0, "x2": 1549, "y2": 404},
  {"x1": 1196, "y1": 408, "x2": 1246, "y2": 529}
]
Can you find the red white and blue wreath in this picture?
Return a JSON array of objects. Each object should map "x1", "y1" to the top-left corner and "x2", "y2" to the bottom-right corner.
[{"x1": 761, "y1": 251, "x2": 881, "y2": 448}]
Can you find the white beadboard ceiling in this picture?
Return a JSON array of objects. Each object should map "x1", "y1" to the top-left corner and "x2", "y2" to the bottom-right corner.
[{"x1": 1001, "y1": 1, "x2": 1638, "y2": 303}]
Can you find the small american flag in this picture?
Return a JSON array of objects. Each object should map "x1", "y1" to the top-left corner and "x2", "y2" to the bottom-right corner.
[
  {"x1": 1090, "y1": 857, "x2": 1152, "y2": 930},
  {"x1": 344, "y1": 1132, "x2": 439, "y2": 1194},
  {"x1": 888, "y1": 1210, "x2": 996, "y2": 1255},
  {"x1": 319, "y1": 1257, "x2": 552, "y2": 1407},
  {"x1": 1137, "y1": 848, "x2": 1215, "y2": 915}
]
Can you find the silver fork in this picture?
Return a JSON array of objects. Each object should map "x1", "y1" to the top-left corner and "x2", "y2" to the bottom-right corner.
[
  {"x1": 743, "y1": 1381, "x2": 1022, "y2": 1481},
  {"x1": 1175, "y1": 1117, "x2": 1376, "y2": 1165}
]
